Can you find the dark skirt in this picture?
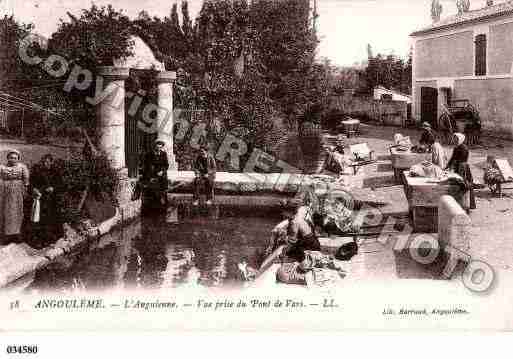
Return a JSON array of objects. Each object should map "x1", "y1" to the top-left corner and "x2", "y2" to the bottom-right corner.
[
  {"x1": 142, "y1": 178, "x2": 168, "y2": 214},
  {"x1": 285, "y1": 233, "x2": 321, "y2": 262},
  {"x1": 450, "y1": 161, "x2": 476, "y2": 210}
]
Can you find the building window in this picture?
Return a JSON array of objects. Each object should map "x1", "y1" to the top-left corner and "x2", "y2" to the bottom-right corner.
[{"x1": 475, "y1": 34, "x2": 487, "y2": 76}]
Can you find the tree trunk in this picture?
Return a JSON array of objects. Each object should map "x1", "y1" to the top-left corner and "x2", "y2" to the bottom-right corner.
[{"x1": 298, "y1": 121, "x2": 323, "y2": 174}]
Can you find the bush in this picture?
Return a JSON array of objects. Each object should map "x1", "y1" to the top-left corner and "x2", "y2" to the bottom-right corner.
[
  {"x1": 53, "y1": 152, "x2": 120, "y2": 223},
  {"x1": 24, "y1": 113, "x2": 52, "y2": 144}
]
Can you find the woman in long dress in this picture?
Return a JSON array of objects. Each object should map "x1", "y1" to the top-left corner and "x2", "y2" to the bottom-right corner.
[
  {"x1": 446, "y1": 133, "x2": 476, "y2": 210},
  {"x1": 0, "y1": 149, "x2": 29, "y2": 244},
  {"x1": 431, "y1": 138, "x2": 448, "y2": 169},
  {"x1": 30, "y1": 154, "x2": 63, "y2": 247}
]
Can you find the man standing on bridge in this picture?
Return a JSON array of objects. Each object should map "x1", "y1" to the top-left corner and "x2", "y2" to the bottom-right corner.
[
  {"x1": 141, "y1": 139, "x2": 169, "y2": 212},
  {"x1": 192, "y1": 144, "x2": 216, "y2": 206}
]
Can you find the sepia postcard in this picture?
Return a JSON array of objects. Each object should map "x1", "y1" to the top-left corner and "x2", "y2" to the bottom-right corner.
[{"x1": 1, "y1": 0, "x2": 513, "y2": 338}]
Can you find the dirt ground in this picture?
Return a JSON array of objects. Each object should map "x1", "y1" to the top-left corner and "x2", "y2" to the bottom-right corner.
[
  {"x1": 339, "y1": 123, "x2": 513, "y2": 274},
  {"x1": 3, "y1": 124, "x2": 513, "y2": 278}
]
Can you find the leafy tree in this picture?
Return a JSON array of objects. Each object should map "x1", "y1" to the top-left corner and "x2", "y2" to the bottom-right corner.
[
  {"x1": 403, "y1": 47, "x2": 413, "y2": 94},
  {"x1": 250, "y1": 0, "x2": 318, "y2": 124},
  {"x1": 333, "y1": 67, "x2": 366, "y2": 94},
  {"x1": 181, "y1": 0, "x2": 194, "y2": 52},
  {"x1": 364, "y1": 51, "x2": 411, "y2": 95},
  {"x1": 133, "y1": 10, "x2": 181, "y2": 70},
  {"x1": 8, "y1": 0, "x2": 328, "y2": 169},
  {"x1": 0, "y1": 15, "x2": 76, "y2": 142},
  {"x1": 186, "y1": 0, "x2": 268, "y2": 136},
  {"x1": 50, "y1": 5, "x2": 134, "y2": 69},
  {"x1": 0, "y1": 15, "x2": 48, "y2": 89},
  {"x1": 131, "y1": 10, "x2": 161, "y2": 54}
]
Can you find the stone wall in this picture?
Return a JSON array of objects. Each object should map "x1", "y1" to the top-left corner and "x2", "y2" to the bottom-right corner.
[
  {"x1": 412, "y1": 20, "x2": 513, "y2": 138},
  {"x1": 438, "y1": 195, "x2": 471, "y2": 252},
  {"x1": 330, "y1": 95, "x2": 408, "y2": 126},
  {"x1": 454, "y1": 77, "x2": 513, "y2": 138},
  {"x1": 415, "y1": 23, "x2": 513, "y2": 78},
  {"x1": 415, "y1": 31, "x2": 474, "y2": 78},
  {"x1": 0, "y1": 190, "x2": 141, "y2": 290},
  {"x1": 413, "y1": 77, "x2": 513, "y2": 138},
  {"x1": 168, "y1": 171, "x2": 365, "y2": 196},
  {"x1": 117, "y1": 175, "x2": 142, "y2": 222},
  {"x1": 489, "y1": 21, "x2": 513, "y2": 75}
]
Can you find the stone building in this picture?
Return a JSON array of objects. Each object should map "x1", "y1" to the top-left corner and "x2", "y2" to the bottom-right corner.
[
  {"x1": 410, "y1": 1, "x2": 513, "y2": 138},
  {"x1": 373, "y1": 86, "x2": 412, "y2": 103}
]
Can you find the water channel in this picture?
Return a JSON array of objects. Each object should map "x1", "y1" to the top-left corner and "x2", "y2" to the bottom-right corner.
[{"x1": 27, "y1": 206, "x2": 282, "y2": 293}]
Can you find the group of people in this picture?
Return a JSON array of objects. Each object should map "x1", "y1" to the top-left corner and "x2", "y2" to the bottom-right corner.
[
  {"x1": 417, "y1": 122, "x2": 476, "y2": 210},
  {"x1": 139, "y1": 140, "x2": 217, "y2": 212},
  {"x1": 261, "y1": 189, "x2": 359, "y2": 286},
  {"x1": 0, "y1": 139, "x2": 219, "y2": 247},
  {"x1": 0, "y1": 150, "x2": 63, "y2": 248}
]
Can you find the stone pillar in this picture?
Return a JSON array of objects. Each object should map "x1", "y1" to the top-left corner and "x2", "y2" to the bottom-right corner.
[
  {"x1": 156, "y1": 71, "x2": 177, "y2": 170},
  {"x1": 95, "y1": 67, "x2": 139, "y2": 218},
  {"x1": 438, "y1": 195, "x2": 471, "y2": 279},
  {"x1": 96, "y1": 66, "x2": 130, "y2": 170}
]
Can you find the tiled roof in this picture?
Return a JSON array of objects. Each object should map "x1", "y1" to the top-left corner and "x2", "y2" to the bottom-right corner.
[{"x1": 411, "y1": 1, "x2": 513, "y2": 36}]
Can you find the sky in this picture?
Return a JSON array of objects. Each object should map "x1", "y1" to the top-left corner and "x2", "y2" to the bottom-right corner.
[{"x1": 0, "y1": 0, "x2": 492, "y2": 66}]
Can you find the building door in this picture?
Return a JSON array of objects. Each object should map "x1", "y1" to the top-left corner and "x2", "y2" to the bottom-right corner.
[
  {"x1": 420, "y1": 87, "x2": 438, "y2": 129},
  {"x1": 125, "y1": 70, "x2": 157, "y2": 178}
]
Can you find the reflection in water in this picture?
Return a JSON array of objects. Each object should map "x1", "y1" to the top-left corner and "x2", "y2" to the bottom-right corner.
[
  {"x1": 124, "y1": 248, "x2": 143, "y2": 289},
  {"x1": 160, "y1": 246, "x2": 196, "y2": 288},
  {"x1": 28, "y1": 208, "x2": 278, "y2": 292},
  {"x1": 186, "y1": 267, "x2": 201, "y2": 287},
  {"x1": 209, "y1": 251, "x2": 228, "y2": 287},
  {"x1": 71, "y1": 278, "x2": 86, "y2": 292}
]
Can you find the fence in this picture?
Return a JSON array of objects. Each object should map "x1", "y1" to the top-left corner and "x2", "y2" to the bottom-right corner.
[
  {"x1": 0, "y1": 109, "x2": 7, "y2": 129},
  {"x1": 0, "y1": 108, "x2": 27, "y2": 137}
]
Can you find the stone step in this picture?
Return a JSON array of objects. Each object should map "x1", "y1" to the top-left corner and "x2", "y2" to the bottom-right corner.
[
  {"x1": 168, "y1": 170, "x2": 367, "y2": 195},
  {"x1": 169, "y1": 193, "x2": 287, "y2": 209},
  {"x1": 350, "y1": 186, "x2": 409, "y2": 219}
]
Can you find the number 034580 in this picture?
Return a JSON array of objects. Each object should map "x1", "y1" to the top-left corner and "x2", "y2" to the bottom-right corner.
[{"x1": 6, "y1": 345, "x2": 38, "y2": 354}]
